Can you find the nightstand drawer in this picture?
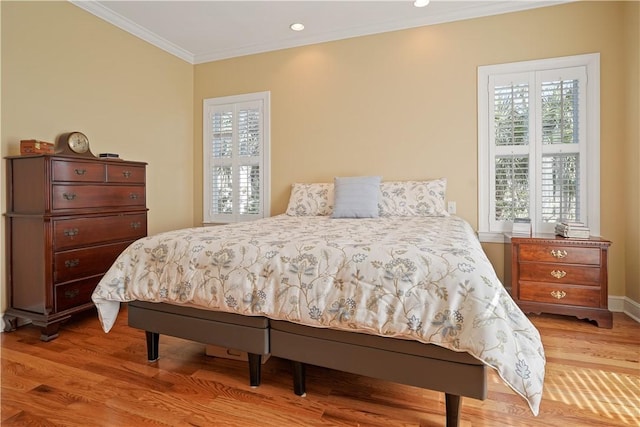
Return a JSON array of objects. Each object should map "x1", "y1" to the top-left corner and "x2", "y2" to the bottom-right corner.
[
  {"x1": 519, "y1": 263, "x2": 601, "y2": 286},
  {"x1": 519, "y1": 282, "x2": 601, "y2": 307},
  {"x1": 518, "y1": 244, "x2": 600, "y2": 265}
]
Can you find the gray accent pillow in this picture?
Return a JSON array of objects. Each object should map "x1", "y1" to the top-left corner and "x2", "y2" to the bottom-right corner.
[{"x1": 332, "y1": 176, "x2": 381, "y2": 218}]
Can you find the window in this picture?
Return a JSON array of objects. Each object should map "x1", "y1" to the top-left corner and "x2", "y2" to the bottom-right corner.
[
  {"x1": 203, "y1": 92, "x2": 270, "y2": 224},
  {"x1": 478, "y1": 54, "x2": 600, "y2": 242}
]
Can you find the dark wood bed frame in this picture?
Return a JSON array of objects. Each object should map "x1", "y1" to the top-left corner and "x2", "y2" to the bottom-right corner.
[{"x1": 128, "y1": 301, "x2": 487, "y2": 427}]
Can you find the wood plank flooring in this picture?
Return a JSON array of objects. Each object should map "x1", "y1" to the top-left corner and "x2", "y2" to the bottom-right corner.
[{"x1": 1, "y1": 307, "x2": 638, "y2": 426}]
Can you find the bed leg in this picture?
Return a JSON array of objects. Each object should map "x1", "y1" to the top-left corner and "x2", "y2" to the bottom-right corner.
[
  {"x1": 145, "y1": 331, "x2": 159, "y2": 362},
  {"x1": 292, "y1": 361, "x2": 306, "y2": 396},
  {"x1": 247, "y1": 353, "x2": 262, "y2": 387},
  {"x1": 445, "y1": 393, "x2": 461, "y2": 427}
]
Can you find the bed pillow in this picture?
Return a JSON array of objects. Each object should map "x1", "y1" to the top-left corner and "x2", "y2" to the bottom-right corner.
[
  {"x1": 378, "y1": 178, "x2": 449, "y2": 217},
  {"x1": 285, "y1": 183, "x2": 334, "y2": 216},
  {"x1": 332, "y1": 176, "x2": 381, "y2": 218}
]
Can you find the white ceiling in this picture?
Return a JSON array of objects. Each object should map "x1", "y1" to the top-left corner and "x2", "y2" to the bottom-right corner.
[{"x1": 71, "y1": 1, "x2": 567, "y2": 64}]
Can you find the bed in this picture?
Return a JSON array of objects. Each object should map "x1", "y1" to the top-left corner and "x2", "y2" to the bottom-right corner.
[{"x1": 92, "y1": 179, "x2": 545, "y2": 426}]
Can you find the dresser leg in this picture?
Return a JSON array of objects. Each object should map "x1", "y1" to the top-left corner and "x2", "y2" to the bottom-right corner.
[
  {"x1": 3, "y1": 315, "x2": 18, "y2": 332},
  {"x1": 37, "y1": 322, "x2": 61, "y2": 342}
]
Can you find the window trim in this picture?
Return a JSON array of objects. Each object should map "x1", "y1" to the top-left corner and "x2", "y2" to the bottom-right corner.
[
  {"x1": 477, "y1": 53, "x2": 600, "y2": 243},
  {"x1": 203, "y1": 91, "x2": 271, "y2": 225}
]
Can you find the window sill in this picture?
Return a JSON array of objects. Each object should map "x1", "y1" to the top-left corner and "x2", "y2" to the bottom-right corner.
[{"x1": 478, "y1": 231, "x2": 508, "y2": 244}]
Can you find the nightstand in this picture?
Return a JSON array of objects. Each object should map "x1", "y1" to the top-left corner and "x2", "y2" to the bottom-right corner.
[{"x1": 505, "y1": 233, "x2": 612, "y2": 328}]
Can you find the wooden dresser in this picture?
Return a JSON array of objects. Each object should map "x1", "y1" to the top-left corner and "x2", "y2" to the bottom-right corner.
[
  {"x1": 505, "y1": 234, "x2": 612, "y2": 328},
  {"x1": 4, "y1": 154, "x2": 147, "y2": 340}
]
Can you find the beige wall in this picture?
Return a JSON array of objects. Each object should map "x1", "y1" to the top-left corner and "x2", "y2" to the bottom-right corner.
[
  {"x1": 194, "y1": 1, "x2": 636, "y2": 300},
  {"x1": 1, "y1": 1, "x2": 194, "y2": 312},
  {"x1": 1, "y1": 1, "x2": 638, "y2": 315},
  {"x1": 624, "y1": 1, "x2": 640, "y2": 303}
]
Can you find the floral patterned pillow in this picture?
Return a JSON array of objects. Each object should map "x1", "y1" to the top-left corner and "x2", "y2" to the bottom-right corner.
[
  {"x1": 378, "y1": 178, "x2": 449, "y2": 217},
  {"x1": 285, "y1": 183, "x2": 334, "y2": 216}
]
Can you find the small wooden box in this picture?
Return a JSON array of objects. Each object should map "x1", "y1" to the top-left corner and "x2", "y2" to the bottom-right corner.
[{"x1": 20, "y1": 140, "x2": 54, "y2": 155}]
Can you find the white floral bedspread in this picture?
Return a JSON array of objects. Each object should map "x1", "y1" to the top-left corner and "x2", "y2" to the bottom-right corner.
[{"x1": 92, "y1": 215, "x2": 545, "y2": 414}]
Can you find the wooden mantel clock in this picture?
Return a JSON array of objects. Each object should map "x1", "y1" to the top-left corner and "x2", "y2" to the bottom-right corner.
[{"x1": 56, "y1": 131, "x2": 96, "y2": 157}]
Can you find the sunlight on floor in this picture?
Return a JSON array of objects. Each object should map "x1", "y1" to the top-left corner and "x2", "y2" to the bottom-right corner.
[{"x1": 546, "y1": 366, "x2": 640, "y2": 425}]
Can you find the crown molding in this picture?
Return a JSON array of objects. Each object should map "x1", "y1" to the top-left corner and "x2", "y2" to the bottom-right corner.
[
  {"x1": 70, "y1": 0, "x2": 195, "y2": 64},
  {"x1": 70, "y1": 1, "x2": 571, "y2": 65}
]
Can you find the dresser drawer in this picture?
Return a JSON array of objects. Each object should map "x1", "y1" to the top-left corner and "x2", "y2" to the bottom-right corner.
[
  {"x1": 52, "y1": 160, "x2": 105, "y2": 183},
  {"x1": 52, "y1": 185, "x2": 146, "y2": 210},
  {"x1": 53, "y1": 213, "x2": 147, "y2": 250},
  {"x1": 55, "y1": 276, "x2": 102, "y2": 312},
  {"x1": 519, "y1": 263, "x2": 601, "y2": 286},
  {"x1": 107, "y1": 164, "x2": 146, "y2": 184},
  {"x1": 519, "y1": 282, "x2": 601, "y2": 308},
  {"x1": 518, "y1": 244, "x2": 600, "y2": 265},
  {"x1": 54, "y1": 241, "x2": 132, "y2": 283}
]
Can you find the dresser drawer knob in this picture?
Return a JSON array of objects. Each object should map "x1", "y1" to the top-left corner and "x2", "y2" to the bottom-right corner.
[
  {"x1": 129, "y1": 193, "x2": 139, "y2": 200},
  {"x1": 62, "y1": 193, "x2": 77, "y2": 201},
  {"x1": 65, "y1": 259, "x2": 80, "y2": 268},
  {"x1": 122, "y1": 171, "x2": 132, "y2": 178},
  {"x1": 550, "y1": 290, "x2": 567, "y2": 299},
  {"x1": 74, "y1": 168, "x2": 87, "y2": 176},
  {"x1": 550, "y1": 270, "x2": 567, "y2": 279},
  {"x1": 550, "y1": 249, "x2": 568, "y2": 259},
  {"x1": 64, "y1": 289, "x2": 80, "y2": 299},
  {"x1": 130, "y1": 221, "x2": 141, "y2": 229},
  {"x1": 63, "y1": 228, "x2": 79, "y2": 237}
]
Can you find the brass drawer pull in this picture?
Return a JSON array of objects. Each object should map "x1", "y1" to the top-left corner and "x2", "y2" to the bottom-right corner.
[
  {"x1": 64, "y1": 289, "x2": 80, "y2": 299},
  {"x1": 63, "y1": 228, "x2": 79, "y2": 237},
  {"x1": 65, "y1": 259, "x2": 80, "y2": 268},
  {"x1": 62, "y1": 193, "x2": 77, "y2": 200},
  {"x1": 129, "y1": 193, "x2": 139, "y2": 200},
  {"x1": 74, "y1": 168, "x2": 87, "y2": 175},
  {"x1": 130, "y1": 221, "x2": 141, "y2": 229},
  {"x1": 551, "y1": 290, "x2": 567, "y2": 299},
  {"x1": 122, "y1": 171, "x2": 132, "y2": 178},
  {"x1": 551, "y1": 249, "x2": 568, "y2": 259},
  {"x1": 550, "y1": 270, "x2": 567, "y2": 279}
]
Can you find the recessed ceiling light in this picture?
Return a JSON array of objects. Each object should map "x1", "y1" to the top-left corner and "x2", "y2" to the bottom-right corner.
[
  {"x1": 414, "y1": 0, "x2": 430, "y2": 7},
  {"x1": 290, "y1": 23, "x2": 305, "y2": 31}
]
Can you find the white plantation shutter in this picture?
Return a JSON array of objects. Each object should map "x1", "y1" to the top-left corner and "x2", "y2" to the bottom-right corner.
[
  {"x1": 478, "y1": 54, "x2": 600, "y2": 240},
  {"x1": 495, "y1": 155, "x2": 529, "y2": 221},
  {"x1": 536, "y1": 68, "x2": 586, "y2": 227},
  {"x1": 540, "y1": 154, "x2": 580, "y2": 222},
  {"x1": 204, "y1": 92, "x2": 270, "y2": 223}
]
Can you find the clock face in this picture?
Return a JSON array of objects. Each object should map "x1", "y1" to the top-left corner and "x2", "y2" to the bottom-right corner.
[{"x1": 68, "y1": 132, "x2": 89, "y2": 153}]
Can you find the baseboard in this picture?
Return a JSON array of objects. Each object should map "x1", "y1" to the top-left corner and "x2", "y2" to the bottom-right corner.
[{"x1": 609, "y1": 295, "x2": 640, "y2": 323}]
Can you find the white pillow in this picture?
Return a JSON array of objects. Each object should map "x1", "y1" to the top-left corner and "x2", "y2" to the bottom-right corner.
[
  {"x1": 332, "y1": 176, "x2": 381, "y2": 218},
  {"x1": 285, "y1": 183, "x2": 334, "y2": 216},
  {"x1": 378, "y1": 178, "x2": 449, "y2": 217}
]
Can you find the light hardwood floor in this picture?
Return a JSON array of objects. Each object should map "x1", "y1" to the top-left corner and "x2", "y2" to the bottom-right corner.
[{"x1": 1, "y1": 306, "x2": 638, "y2": 426}]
